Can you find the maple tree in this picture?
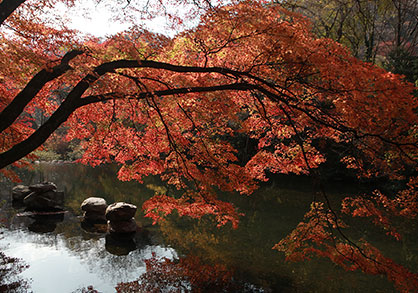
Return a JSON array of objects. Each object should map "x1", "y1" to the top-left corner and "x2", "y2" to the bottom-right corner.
[{"x1": 1, "y1": 0, "x2": 418, "y2": 291}]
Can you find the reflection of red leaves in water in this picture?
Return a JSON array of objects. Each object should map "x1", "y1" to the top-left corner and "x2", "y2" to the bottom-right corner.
[
  {"x1": 342, "y1": 177, "x2": 418, "y2": 228},
  {"x1": 116, "y1": 253, "x2": 241, "y2": 292},
  {"x1": 274, "y1": 202, "x2": 418, "y2": 292}
]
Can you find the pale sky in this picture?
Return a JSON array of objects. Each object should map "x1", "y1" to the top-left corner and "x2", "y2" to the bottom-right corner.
[
  {"x1": 55, "y1": 1, "x2": 130, "y2": 37},
  {"x1": 52, "y1": 0, "x2": 193, "y2": 38}
]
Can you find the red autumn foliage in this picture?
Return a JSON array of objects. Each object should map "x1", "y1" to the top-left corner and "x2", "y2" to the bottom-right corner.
[{"x1": 0, "y1": 0, "x2": 417, "y2": 290}]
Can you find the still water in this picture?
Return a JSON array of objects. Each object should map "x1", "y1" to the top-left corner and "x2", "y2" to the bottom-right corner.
[{"x1": 0, "y1": 163, "x2": 416, "y2": 292}]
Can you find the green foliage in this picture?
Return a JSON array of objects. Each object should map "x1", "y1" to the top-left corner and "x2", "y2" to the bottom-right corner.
[
  {"x1": 385, "y1": 48, "x2": 418, "y2": 85},
  {"x1": 33, "y1": 140, "x2": 83, "y2": 161},
  {"x1": 65, "y1": 141, "x2": 84, "y2": 161},
  {"x1": 32, "y1": 149, "x2": 61, "y2": 161}
]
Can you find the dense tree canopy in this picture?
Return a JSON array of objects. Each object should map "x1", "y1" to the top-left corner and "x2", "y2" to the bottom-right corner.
[{"x1": 0, "y1": 0, "x2": 417, "y2": 291}]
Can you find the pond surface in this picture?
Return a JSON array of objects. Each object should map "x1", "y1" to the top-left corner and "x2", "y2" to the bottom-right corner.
[{"x1": 0, "y1": 163, "x2": 416, "y2": 292}]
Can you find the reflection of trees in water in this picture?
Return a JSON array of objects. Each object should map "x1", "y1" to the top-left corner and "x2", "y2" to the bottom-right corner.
[
  {"x1": 3, "y1": 211, "x2": 170, "y2": 285},
  {"x1": 116, "y1": 254, "x2": 263, "y2": 293},
  {"x1": 0, "y1": 164, "x2": 181, "y2": 289},
  {"x1": 0, "y1": 166, "x2": 362, "y2": 291},
  {"x1": 0, "y1": 165, "x2": 174, "y2": 286},
  {"x1": 64, "y1": 236, "x2": 142, "y2": 283},
  {"x1": 31, "y1": 164, "x2": 166, "y2": 221},
  {"x1": 158, "y1": 181, "x2": 403, "y2": 293},
  {"x1": 0, "y1": 228, "x2": 176, "y2": 285},
  {"x1": 3, "y1": 165, "x2": 411, "y2": 291},
  {"x1": 62, "y1": 239, "x2": 176, "y2": 284}
]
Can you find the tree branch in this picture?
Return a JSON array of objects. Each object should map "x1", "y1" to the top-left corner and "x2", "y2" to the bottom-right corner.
[
  {"x1": 0, "y1": 81, "x2": 252, "y2": 169},
  {"x1": 0, "y1": 49, "x2": 84, "y2": 133},
  {"x1": 1, "y1": 55, "x2": 416, "y2": 172},
  {"x1": 79, "y1": 83, "x2": 252, "y2": 106}
]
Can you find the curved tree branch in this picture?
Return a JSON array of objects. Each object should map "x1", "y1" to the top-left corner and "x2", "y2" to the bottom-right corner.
[
  {"x1": 79, "y1": 83, "x2": 252, "y2": 106},
  {"x1": 1, "y1": 56, "x2": 416, "y2": 171},
  {"x1": 0, "y1": 49, "x2": 84, "y2": 133},
  {"x1": 0, "y1": 81, "x2": 251, "y2": 169}
]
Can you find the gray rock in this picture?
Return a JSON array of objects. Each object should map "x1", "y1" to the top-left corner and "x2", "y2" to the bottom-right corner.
[
  {"x1": 81, "y1": 197, "x2": 108, "y2": 214},
  {"x1": 29, "y1": 182, "x2": 57, "y2": 193},
  {"x1": 23, "y1": 190, "x2": 64, "y2": 211},
  {"x1": 44, "y1": 190, "x2": 64, "y2": 204},
  {"x1": 106, "y1": 202, "x2": 137, "y2": 221},
  {"x1": 83, "y1": 211, "x2": 106, "y2": 222},
  {"x1": 108, "y1": 218, "x2": 138, "y2": 234},
  {"x1": 12, "y1": 185, "x2": 31, "y2": 201}
]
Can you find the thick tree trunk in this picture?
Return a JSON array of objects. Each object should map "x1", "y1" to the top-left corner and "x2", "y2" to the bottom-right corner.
[{"x1": 0, "y1": 98, "x2": 81, "y2": 169}]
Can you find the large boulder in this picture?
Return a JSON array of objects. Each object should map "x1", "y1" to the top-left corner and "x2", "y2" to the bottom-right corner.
[
  {"x1": 12, "y1": 182, "x2": 64, "y2": 211},
  {"x1": 23, "y1": 190, "x2": 64, "y2": 211},
  {"x1": 81, "y1": 197, "x2": 108, "y2": 213},
  {"x1": 12, "y1": 185, "x2": 31, "y2": 201},
  {"x1": 105, "y1": 202, "x2": 137, "y2": 222},
  {"x1": 81, "y1": 197, "x2": 107, "y2": 213},
  {"x1": 108, "y1": 218, "x2": 138, "y2": 234},
  {"x1": 29, "y1": 182, "x2": 57, "y2": 193},
  {"x1": 81, "y1": 197, "x2": 108, "y2": 220},
  {"x1": 83, "y1": 211, "x2": 107, "y2": 222}
]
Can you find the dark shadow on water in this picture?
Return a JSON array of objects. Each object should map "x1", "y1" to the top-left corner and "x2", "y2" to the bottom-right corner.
[
  {"x1": 26, "y1": 213, "x2": 64, "y2": 233},
  {"x1": 105, "y1": 233, "x2": 137, "y2": 256},
  {"x1": 105, "y1": 228, "x2": 152, "y2": 256},
  {"x1": 80, "y1": 219, "x2": 108, "y2": 234}
]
